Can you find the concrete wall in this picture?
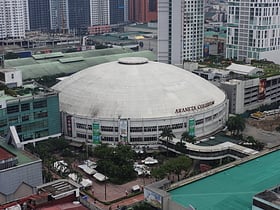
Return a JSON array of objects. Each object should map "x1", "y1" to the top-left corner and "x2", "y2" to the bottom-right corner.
[{"x1": 0, "y1": 160, "x2": 42, "y2": 204}]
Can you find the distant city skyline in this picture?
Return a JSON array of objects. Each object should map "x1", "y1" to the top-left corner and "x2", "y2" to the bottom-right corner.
[{"x1": 1, "y1": 0, "x2": 155, "y2": 37}]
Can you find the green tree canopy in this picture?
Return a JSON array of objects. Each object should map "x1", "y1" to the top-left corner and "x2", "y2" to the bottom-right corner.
[
  {"x1": 160, "y1": 126, "x2": 175, "y2": 156},
  {"x1": 95, "y1": 144, "x2": 137, "y2": 184},
  {"x1": 226, "y1": 115, "x2": 245, "y2": 136},
  {"x1": 151, "y1": 155, "x2": 192, "y2": 181}
]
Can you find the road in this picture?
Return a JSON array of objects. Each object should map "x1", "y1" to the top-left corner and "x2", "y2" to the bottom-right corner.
[{"x1": 243, "y1": 123, "x2": 280, "y2": 148}]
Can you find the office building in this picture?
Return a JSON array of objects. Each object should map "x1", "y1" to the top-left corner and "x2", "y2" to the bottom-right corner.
[
  {"x1": 90, "y1": 0, "x2": 110, "y2": 26},
  {"x1": 28, "y1": 0, "x2": 51, "y2": 32},
  {"x1": 53, "y1": 57, "x2": 228, "y2": 144},
  {"x1": 0, "y1": 0, "x2": 26, "y2": 39},
  {"x1": 128, "y1": 0, "x2": 157, "y2": 23},
  {"x1": 158, "y1": 0, "x2": 204, "y2": 64},
  {"x1": 49, "y1": 0, "x2": 69, "y2": 32},
  {"x1": 226, "y1": 0, "x2": 280, "y2": 64},
  {"x1": 0, "y1": 68, "x2": 61, "y2": 142},
  {"x1": 109, "y1": 0, "x2": 128, "y2": 25},
  {"x1": 68, "y1": 0, "x2": 90, "y2": 35},
  {"x1": 219, "y1": 63, "x2": 280, "y2": 114}
]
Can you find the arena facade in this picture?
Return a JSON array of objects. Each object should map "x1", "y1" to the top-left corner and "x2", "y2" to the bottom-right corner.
[{"x1": 53, "y1": 57, "x2": 229, "y2": 144}]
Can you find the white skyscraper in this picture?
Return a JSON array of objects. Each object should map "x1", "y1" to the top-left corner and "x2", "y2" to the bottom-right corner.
[
  {"x1": 0, "y1": 0, "x2": 26, "y2": 39},
  {"x1": 158, "y1": 0, "x2": 204, "y2": 64},
  {"x1": 90, "y1": 0, "x2": 110, "y2": 25},
  {"x1": 227, "y1": 0, "x2": 280, "y2": 64}
]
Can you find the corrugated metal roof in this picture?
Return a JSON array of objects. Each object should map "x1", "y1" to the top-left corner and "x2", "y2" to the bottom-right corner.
[
  {"x1": 17, "y1": 50, "x2": 156, "y2": 80},
  {"x1": 5, "y1": 48, "x2": 133, "y2": 67}
]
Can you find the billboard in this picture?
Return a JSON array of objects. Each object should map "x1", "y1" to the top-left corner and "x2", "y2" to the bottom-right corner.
[
  {"x1": 92, "y1": 123, "x2": 100, "y2": 144},
  {"x1": 119, "y1": 119, "x2": 128, "y2": 142},
  {"x1": 258, "y1": 79, "x2": 266, "y2": 100},
  {"x1": 66, "y1": 116, "x2": 72, "y2": 137},
  {"x1": 204, "y1": 44, "x2": 210, "y2": 57},
  {"x1": 144, "y1": 188, "x2": 162, "y2": 209},
  {"x1": 188, "y1": 118, "x2": 195, "y2": 137}
]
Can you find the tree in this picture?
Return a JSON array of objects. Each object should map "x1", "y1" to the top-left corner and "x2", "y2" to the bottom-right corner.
[
  {"x1": 160, "y1": 126, "x2": 175, "y2": 156},
  {"x1": 226, "y1": 115, "x2": 245, "y2": 136},
  {"x1": 164, "y1": 156, "x2": 192, "y2": 181},
  {"x1": 133, "y1": 202, "x2": 155, "y2": 210},
  {"x1": 95, "y1": 144, "x2": 137, "y2": 184},
  {"x1": 151, "y1": 166, "x2": 167, "y2": 181},
  {"x1": 181, "y1": 130, "x2": 195, "y2": 144}
]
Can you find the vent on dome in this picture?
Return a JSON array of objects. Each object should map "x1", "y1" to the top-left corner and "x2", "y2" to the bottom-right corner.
[{"x1": 118, "y1": 57, "x2": 148, "y2": 65}]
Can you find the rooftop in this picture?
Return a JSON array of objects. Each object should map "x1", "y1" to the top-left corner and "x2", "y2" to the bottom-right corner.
[
  {"x1": 169, "y1": 150, "x2": 280, "y2": 210},
  {"x1": 37, "y1": 179, "x2": 80, "y2": 198},
  {"x1": 4, "y1": 49, "x2": 156, "y2": 80},
  {"x1": 0, "y1": 138, "x2": 40, "y2": 167},
  {"x1": 0, "y1": 146, "x2": 15, "y2": 161},
  {"x1": 0, "y1": 81, "x2": 56, "y2": 100},
  {"x1": 254, "y1": 185, "x2": 280, "y2": 207}
]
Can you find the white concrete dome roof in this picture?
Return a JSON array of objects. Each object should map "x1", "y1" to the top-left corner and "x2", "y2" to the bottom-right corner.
[{"x1": 53, "y1": 57, "x2": 226, "y2": 119}]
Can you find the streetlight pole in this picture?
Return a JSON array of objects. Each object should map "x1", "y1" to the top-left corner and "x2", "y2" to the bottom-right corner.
[{"x1": 105, "y1": 179, "x2": 107, "y2": 200}]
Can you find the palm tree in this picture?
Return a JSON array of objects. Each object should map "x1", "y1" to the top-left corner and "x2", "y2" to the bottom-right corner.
[
  {"x1": 160, "y1": 126, "x2": 175, "y2": 156},
  {"x1": 181, "y1": 130, "x2": 195, "y2": 144},
  {"x1": 226, "y1": 115, "x2": 245, "y2": 136}
]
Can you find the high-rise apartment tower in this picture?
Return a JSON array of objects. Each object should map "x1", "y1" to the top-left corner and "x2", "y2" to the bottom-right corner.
[
  {"x1": 158, "y1": 0, "x2": 204, "y2": 64},
  {"x1": 226, "y1": 0, "x2": 280, "y2": 64},
  {"x1": 0, "y1": 0, "x2": 26, "y2": 39}
]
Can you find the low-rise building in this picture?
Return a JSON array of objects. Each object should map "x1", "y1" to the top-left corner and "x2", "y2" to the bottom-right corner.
[{"x1": 0, "y1": 138, "x2": 42, "y2": 204}]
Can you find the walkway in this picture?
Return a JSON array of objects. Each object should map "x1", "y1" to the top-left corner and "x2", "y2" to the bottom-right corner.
[{"x1": 163, "y1": 138, "x2": 258, "y2": 160}]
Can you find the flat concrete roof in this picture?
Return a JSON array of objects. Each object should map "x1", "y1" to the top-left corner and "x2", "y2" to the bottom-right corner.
[
  {"x1": 0, "y1": 139, "x2": 40, "y2": 166},
  {"x1": 169, "y1": 150, "x2": 280, "y2": 210}
]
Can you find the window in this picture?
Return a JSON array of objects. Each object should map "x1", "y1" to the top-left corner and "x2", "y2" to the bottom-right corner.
[
  {"x1": 144, "y1": 126, "x2": 157, "y2": 132},
  {"x1": 144, "y1": 136, "x2": 157, "y2": 141},
  {"x1": 101, "y1": 126, "x2": 114, "y2": 132},
  {"x1": 7, "y1": 105, "x2": 19, "y2": 114},
  {"x1": 76, "y1": 123, "x2": 87, "y2": 129},
  {"x1": 22, "y1": 115, "x2": 29, "y2": 121},
  {"x1": 33, "y1": 100, "x2": 47, "y2": 109},
  {"x1": 172, "y1": 123, "x2": 183, "y2": 129},
  {"x1": 21, "y1": 103, "x2": 30, "y2": 111},
  {"x1": 196, "y1": 119, "x2": 204, "y2": 125},
  {"x1": 102, "y1": 136, "x2": 114, "y2": 142},
  {"x1": 77, "y1": 133, "x2": 87, "y2": 139},
  {"x1": 34, "y1": 111, "x2": 48, "y2": 119},
  {"x1": 130, "y1": 127, "x2": 143, "y2": 132}
]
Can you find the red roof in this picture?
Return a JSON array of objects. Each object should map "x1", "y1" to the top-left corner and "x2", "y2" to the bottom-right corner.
[{"x1": 0, "y1": 147, "x2": 15, "y2": 161}]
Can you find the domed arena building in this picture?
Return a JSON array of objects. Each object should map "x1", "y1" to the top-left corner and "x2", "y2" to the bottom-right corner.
[{"x1": 53, "y1": 57, "x2": 228, "y2": 144}]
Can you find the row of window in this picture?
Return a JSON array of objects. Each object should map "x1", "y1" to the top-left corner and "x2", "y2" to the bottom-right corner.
[
  {"x1": 7, "y1": 100, "x2": 47, "y2": 114},
  {"x1": 75, "y1": 112, "x2": 224, "y2": 134}
]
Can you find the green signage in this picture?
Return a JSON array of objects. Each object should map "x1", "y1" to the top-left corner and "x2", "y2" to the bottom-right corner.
[
  {"x1": 92, "y1": 123, "x2": 100, "y2": 144},
  {"x1": 188, "y1": 119, "x2": 195, "y2": 137}
]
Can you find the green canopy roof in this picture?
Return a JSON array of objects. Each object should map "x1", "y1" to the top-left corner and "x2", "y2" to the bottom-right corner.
[
  {"x1": 14, "y1": 50, "x2": 156, "y2": 80},
  {"x1": 169, "y1": 150, "x2": 280, "y2": 210}
]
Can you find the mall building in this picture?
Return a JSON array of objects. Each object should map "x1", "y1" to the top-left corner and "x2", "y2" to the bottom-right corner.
[
  {"x1": 220, "y1": 64, "x2": 280, "y2": 114},
  {"x1": 53, "y1": 57, "x2": 229, "y2": 144}
]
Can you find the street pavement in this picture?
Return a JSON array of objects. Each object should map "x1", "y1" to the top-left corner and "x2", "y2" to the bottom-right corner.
[{"x1": 243, "y1": 123, "x2": 280, "y2": 148}]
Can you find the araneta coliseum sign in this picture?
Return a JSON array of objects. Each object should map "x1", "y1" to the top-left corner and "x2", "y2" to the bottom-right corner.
[{"x1": 175, "y1": 101, "x2": 215, "y2": 114}]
